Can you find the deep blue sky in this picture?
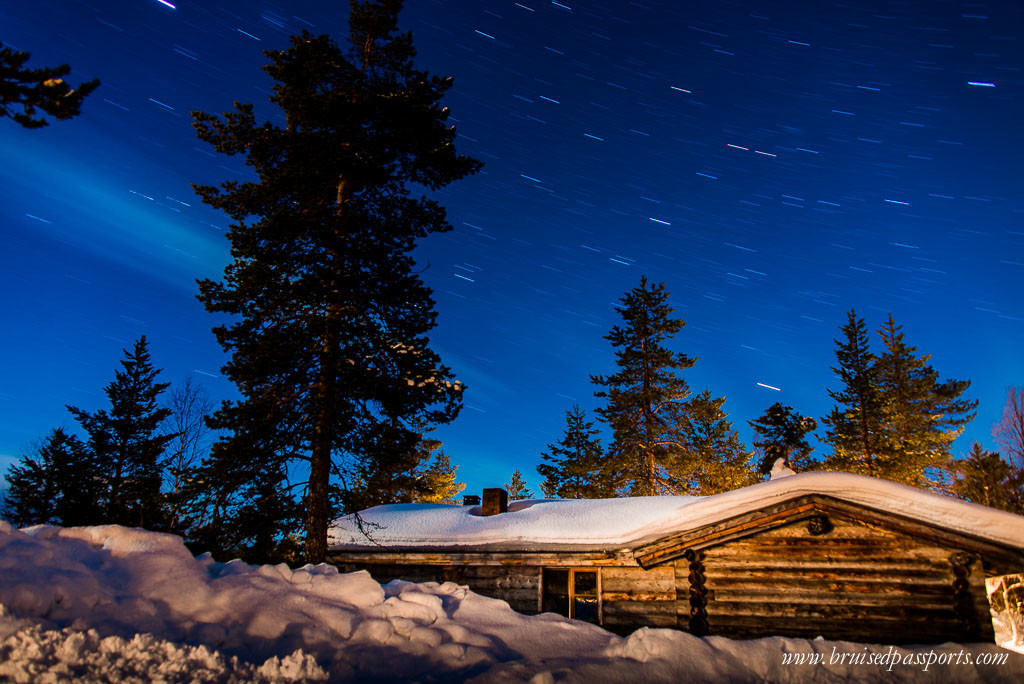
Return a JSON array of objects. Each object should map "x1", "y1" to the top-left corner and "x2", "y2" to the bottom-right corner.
[{"x1": 1, "y1": 0, "x2": 1021, "y2": 498}]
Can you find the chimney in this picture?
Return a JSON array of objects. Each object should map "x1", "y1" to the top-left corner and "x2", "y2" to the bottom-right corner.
[
  {"x1": 481, "y1": 488, "x2": 508, "y2": 516},
  {"x1": 462, "y1": 494, "x2": 481, "y2": 506}
]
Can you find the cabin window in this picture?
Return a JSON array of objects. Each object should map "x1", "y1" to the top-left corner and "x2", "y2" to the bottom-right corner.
[{"x1": 542, "y1": 568, "x2": 600, "y2": 623}]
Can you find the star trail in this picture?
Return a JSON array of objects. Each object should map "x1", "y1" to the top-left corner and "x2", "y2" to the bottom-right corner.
[{"x1": 1, "y1": 0, "x2": 1021, "y2": 493}]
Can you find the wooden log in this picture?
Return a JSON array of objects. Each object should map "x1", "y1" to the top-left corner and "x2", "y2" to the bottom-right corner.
[
  {"x1": 602, "y1": 600, "x2": 678, "y2": 627},
  {"x1": 703, "y1": 546, "x2": 950, "y2": 562},
  {"x1": 603, "y1": 600, "x2": 678, "y2": 615},
  {"x1": 706, "y1": 616, "x2": 963, "y2": 643},
  {"x1": 602, "y1": 591, "x2": 676, "y2": 603},
  {"x1": 468, "y1": 587, "x2": 542, "y2": 604},
  {"x1": 704, "y1": 579, "x2": 954, "y2": 596},
  {"x1": 602, "y1": 614, "x2": 677, "y2": 628},
  {"x1": 706, "y1": 600, "x2": 958, "y2": 620},
  {"x1": 699, "y1": 564, "x2": 953, "y2": 580},
  {"x1": 460, "y1": 565, "x2": 542, "y2": 580},
  {"x1": 601, "y1": 572, "x2": 675, "y2": 595},
  {"x1": 598, "y1": 566, "x2": 674, "y2": 579}
]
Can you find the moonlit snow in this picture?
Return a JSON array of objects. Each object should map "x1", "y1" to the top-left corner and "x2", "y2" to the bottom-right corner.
[
  {"x1": 1, "y1": 518, "x2": 1022, "y2": 682},
  {"x1": 329, "y1": 472, "x2": 1024, "y2": 550}
]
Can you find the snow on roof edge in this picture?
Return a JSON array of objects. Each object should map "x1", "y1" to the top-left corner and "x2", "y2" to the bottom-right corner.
[{"x1": 328, "y1": 472, "x2": 1024, "y2": 552}]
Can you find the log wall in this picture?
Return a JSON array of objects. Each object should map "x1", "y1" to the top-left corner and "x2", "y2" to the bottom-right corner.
[
  {"x1": 673, "y1": 515, "x2": 995, "y2": 644},
  {"x1": 329, "y1": 551, "x2": 676, "y2": 625},
  {"x1": 330, "y1": 511, "x2": 1000, "y2": 644}
]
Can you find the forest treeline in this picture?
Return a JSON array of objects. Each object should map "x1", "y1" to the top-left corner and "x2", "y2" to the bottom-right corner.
[
  {"x1": 2, "y1": 2, "x2": 1022, "y2": 566},
  {"x1": 4, "y1": 300, "x2": 1022, "y2": 565},
  {"x1": 534, "y1": 278, "x2": 1024, "y2": 518}
]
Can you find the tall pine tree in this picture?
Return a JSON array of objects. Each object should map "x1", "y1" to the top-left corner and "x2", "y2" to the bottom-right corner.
[
  {"x1": 592, "y1": 278, "x2": 695, "y2": 496},
  {"x1": 874, "y1": 314, "x2": 977, "y2": 486},
  {"x1": 681, "y1": 389, "x2": 757, "y2": 494},
  {"x1": 537, "y1": 405, "x2": 609, "y2": 499},
  {"x1": 191, "y1": 1, "x2": 481, "y2": 561},
  {"x1": 67, "y1": 336, "x2": 173, "y2": 529},
  {"x1": 749, "y1": 402, "x2": 817, "y2": 475},
  {"x1": 821, "y1": 310, "x2": 885, "y2": 477}
]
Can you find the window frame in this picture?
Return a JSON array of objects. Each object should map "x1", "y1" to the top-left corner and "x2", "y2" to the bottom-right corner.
[{"x1": 540, "y1": 567, "x2": 603, "y2": 625}]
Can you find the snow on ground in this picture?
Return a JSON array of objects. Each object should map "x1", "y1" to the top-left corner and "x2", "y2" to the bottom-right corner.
[
  {"x1": 1, "y1": 519, "x2": 1022, "y2": 682},
  {"x1": 329, "y1": 472, "x2": 1024, "y2": 550}
]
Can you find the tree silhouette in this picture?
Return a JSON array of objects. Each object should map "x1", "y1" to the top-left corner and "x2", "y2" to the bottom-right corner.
[{"x1": 1, "y1": 42, "x2": 98, "y2": 128}]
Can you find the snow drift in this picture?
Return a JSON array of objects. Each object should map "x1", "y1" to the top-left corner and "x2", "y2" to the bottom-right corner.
[{"x1": 1, "y1": 519, "x2": 1021, "y2": 682}]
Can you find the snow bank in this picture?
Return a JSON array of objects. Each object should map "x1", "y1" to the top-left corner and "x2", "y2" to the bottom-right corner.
[
  {"x1": 1, "y1": 519, "x2": 1021, "y2": 682},
  {"x1": 329, "y1": 472, "x2": 1024, "y2": 550}
]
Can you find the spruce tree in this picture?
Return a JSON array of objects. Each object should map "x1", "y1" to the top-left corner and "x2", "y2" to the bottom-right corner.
[
  {"x1": 821, "y1": 310, "x2": 885, "y2": 477},
  {"x1": 946, "y1": 443, "x2": 1023, "y2": 514},
  {"x1": 191, "y1": 1, "x2": 480, "y2": 562},
  {"x1": 681, "y1": 389, "x2": 757, "y2": 494},
  {"x1": 749, "y1": 402, "x2": 818, "y2": 476},
  {"x1": 537, "y1": 405, "x2": 608, "y2": 498},
  {"x1": 592, "y1": 278, "x2": 695, "y2": 496},
  {"x1": 874, "y1": 314, "x2": 977, "y2": 486},
  {"x1": 3, "y1": 428, "x2": 99, "y2": 526},
  {"x1": 504, "y1": 469, "x2": 534, "y2": 500},
  {"x1": 414, "y1": 451, "x2": 465, "y2": 504},
  {"x1": 67, "y1": 336, "x2": 174, "y2": 529},
  {"x1": 1, "y1": 41, "x2": 99, "y2": 128}
]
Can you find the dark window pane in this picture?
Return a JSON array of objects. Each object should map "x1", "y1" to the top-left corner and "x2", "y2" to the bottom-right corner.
[
  {"x1": 543, "y1": 595, "x2": 570, "y2": 616},
  {"x1": 543, "y1": 569, "x2": 569, "y2": 596},
  {"x1": 574, "y1": 596, "x2": 599, "y2": 622},
  {"x1": 574, "y1": 570, "x2": 597, "y2": 595},
  {"x1": 542, "y1": 569, "x2": 570, "y2": 615}
]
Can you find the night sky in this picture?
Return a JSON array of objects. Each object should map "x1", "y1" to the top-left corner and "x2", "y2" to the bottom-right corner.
[{"x1": 2, "y1": 0, "x2": 1022, "y2": 498}]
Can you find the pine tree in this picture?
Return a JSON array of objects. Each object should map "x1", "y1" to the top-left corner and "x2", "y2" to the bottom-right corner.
[
  {"x1": 592, "y1": 278, "x2": 695, "y2": 496},
  {"x1": 191, "y1": 1, "x2": 480, "y2": 562},
  {"x1": 874, "y1": 314, "x2": 977, "y2": 486},
  {"x1": 537, "y1": 405, "x2": 608, "y2": 499},
  {"x1": 946, "y1": 443, "x2": 1023, "y2": 514},
  {"x1": 185, "y1": 439, "x2": 302, "y2": 564},
  {"x1": 1, "y1": 41, "x2": 99, "y2": 128},
  {"x1": 681, "y1": 390, "x2": 757, "y2": 494},
  {"x1": 749, "y1": 402, "x2": 818, "y2": 476},
  {"x1": 67, "y1": 336, "x2": 174, "y2": 529},
  {"x1": 3, "y1": 428, "x2": 102, "y2": 527},
  {"x1": 821, "y1": 310, "x2": 885, "y2": 477},
  {"x1": 504, "y1": 469, "x2": 534, "y2": 500},
  {"x1": 414, "y1": 451, "x2": 465, "y2": 504}
]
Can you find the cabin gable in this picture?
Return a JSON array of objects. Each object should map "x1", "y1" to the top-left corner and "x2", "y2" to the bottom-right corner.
[{"x1": 647, "y1": 498, "x2": 1000, "y2": 643}]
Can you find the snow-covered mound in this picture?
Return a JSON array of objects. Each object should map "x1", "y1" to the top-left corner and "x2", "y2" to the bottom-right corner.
[
  {"x1": 1, "y1": 519, "x2": 1021, "y2": 682},
  {"x1": 330, "y1": 471, "x2": 1024, "y2": 549}
]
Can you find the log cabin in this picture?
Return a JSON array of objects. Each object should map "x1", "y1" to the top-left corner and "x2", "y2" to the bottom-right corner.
[{"x1": 327, "y1": 472, "x2": 1024, "y2": 644}]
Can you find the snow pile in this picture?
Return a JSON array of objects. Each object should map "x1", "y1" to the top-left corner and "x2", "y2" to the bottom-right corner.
[
  {"x1": 330, "y1": 472, "x2": 1024, "y2": 550},
  {"x1": 0, "y1": 615, "x2": 325, "y2": 683},
  {"x1": 1, "y1": 519, "x2": 1022, "y2": 682}
]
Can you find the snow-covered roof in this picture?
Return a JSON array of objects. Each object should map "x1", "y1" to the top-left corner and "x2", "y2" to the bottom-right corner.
[{"x1": 328, "y1": 471, "x2": 1024, "y2": 551}]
